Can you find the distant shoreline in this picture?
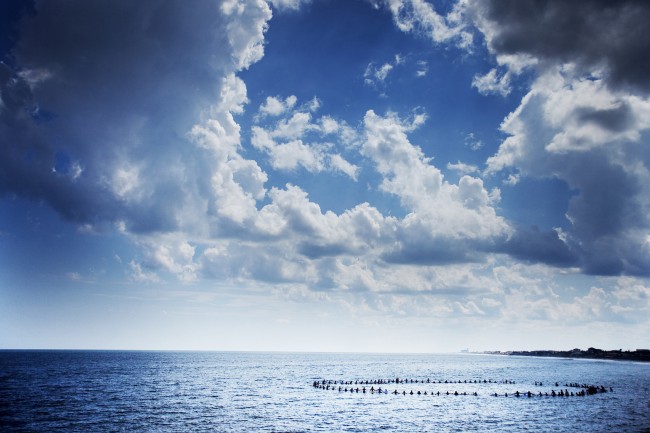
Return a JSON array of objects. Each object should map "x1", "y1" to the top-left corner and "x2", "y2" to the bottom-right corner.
[{"x1": 476, "y1": 348, "x2": 650, "y2": 363}]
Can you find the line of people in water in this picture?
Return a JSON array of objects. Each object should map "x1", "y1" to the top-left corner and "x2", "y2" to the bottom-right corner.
[
  {"x1": 533, "y1": 381, "x2": 612, "y2": 393},
  {"x1": 312, "y1": 379, "x2": 612, "y2": 398},
  {"x1": 312, "y1": 383, "x2": 480, "y2": 396},
  {"x1": 492, "y1": 386, "x2": 610, "y2": 397},
  {"x1": 315, "y1": 377, "x2": 516, "y2": 386}
]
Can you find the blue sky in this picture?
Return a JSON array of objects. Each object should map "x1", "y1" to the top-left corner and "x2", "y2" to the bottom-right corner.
[{"x1": 1, "y1": 0, "x2": 649, "y2": 352}]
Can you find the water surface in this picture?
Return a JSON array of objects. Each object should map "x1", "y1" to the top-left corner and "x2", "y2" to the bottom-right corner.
[{"x1": 1, "y1": 351, "x2": 648, "y2": 432}]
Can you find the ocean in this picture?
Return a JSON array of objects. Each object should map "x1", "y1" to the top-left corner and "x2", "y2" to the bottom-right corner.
[{"x1": 1, "y1": 350, "x2": 649, "y2": 432}]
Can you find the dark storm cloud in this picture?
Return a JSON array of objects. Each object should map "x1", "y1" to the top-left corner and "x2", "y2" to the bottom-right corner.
[
  {"x1": 564, "y1": 151, "x2": 650, "y2": 276},
  {"x1": 381, "y1": 237, "x2": 486, "y2": 265},
  {"x1": 477, "y1": 0, "x2": 650, "y2": 277},
  {"x1": 298, "y1": 242, "x2": 351, "y2": 259},
  {"x1": 497, "y1": 225, "x2": 579, "y2": 268},
  {"x1": 0, "y1": 0, "x2": 256, "y2": 233},
  {"x1": 388, "y1": 224, "x2": 582, "y2": 270},
  {"x1": 488, "y1": 78, "x2": 650, "y2": 276},
  {"x1": 575, "y1": 102, "x2": 633, "y2": 133},
  {"x1": 470, "y1": 0, "x2": 650, "y2": 92},
  {"x1": 0, "y1": 63, "x2": 31, "y2": 112}
]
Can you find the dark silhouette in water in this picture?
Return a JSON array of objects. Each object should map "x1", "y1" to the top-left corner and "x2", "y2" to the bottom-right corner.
[{"x1": 314, "y1": 377, "x2": 614, "y2": 402}]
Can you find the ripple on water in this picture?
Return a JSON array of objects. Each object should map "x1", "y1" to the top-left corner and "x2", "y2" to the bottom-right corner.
[{"x1": 0, "y1": 351, "x2": 648, "y2": 432}]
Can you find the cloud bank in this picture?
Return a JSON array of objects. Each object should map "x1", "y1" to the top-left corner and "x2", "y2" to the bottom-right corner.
[
  {"x1": 468, "y1": 0, "x2": 650, "y2": 276},
  {"x1": 1, "y1": 0, "x2": 649, "y2": 333},
  {"x1": 1, "y1": 0, "x2": 271, "y2": 235}
]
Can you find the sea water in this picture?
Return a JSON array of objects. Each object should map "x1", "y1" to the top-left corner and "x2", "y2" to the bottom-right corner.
[{"x1": 1, "y1": 351, "x2": 649, "y2": 432}]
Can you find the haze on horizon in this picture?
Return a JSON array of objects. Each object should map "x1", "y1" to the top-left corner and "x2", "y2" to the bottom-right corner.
[{"x1": 1, "y1": 0, "x2": 649, "y2": 353}]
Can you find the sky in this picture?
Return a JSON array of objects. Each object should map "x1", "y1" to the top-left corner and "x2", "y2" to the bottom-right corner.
[{"x1": 1, "y1": 0, "x2": 649, "y2": 353}]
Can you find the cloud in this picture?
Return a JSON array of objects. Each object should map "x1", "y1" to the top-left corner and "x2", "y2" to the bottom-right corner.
[
  {"x1": 251, "y1": 126, "x2": 326, "y2": 172},
  {"x1": 328, "y1": 154, "x2": 360, "y2": 181},
  {"x1": 498, "y1": 225, "x2": 579, "y2": 268},
  {"x1": 196, "y1": 105, "x2": 515, "y2": 291},
  {"x1": 379, "y1": 0, "x2": 473, "y2": 48},
  {"x1": 362, "y1": 110, "x2": 510, "y2": 264},
  {"x1": 193, "y1": 159, "x2": 512, "y2": 298},
  {"x1": 472, "y1": 68, "x2": 511, "y2": 96},
  {"x1": 467, "y1": 0, "x2": 650, "y2": 94},
  {"x1": 1, "y1": 2, "x2": 503, "y2": 287},
  {"x1": 363, "y1": 111, "x2": 498, "y2": 216},
  {"x1": 129, "y1": 260, "x2": 161, "y2": 283},
  {"x1": 251, "y1": 96, "x2": 359, "y2": 178},
  {"x1": 415, "y1": 60, "x2": 428, "y2": 77},
  {"x1": 365, "y1": 62, "x2": 394, "y2": 85},
  {"x1": 268, "y1": 0, "x2": 312, "y2": 11},
  {"x1": 459, "y1": 0, "x2": 650, "y2": 277},
  {"x1": 493, "y1": 265, "x2": 650, "y2": 324},
  {"x1": 447, "y1": 161, "x2": 479, "y2": 175},
  {"x1": 464, "y1": 132, "x2": 483, "y2": 150},
  {"x1": 66, "y1": 272, "x2": 82, "y2": 281},
  {"x1": 7, "y1": 0, "x2": 645, "y2": 317},
  {"x1": 198, "y1": 188, "x2": 395, "y2": 285},
  {"x1": 486, "y1": 68, "x2": 650, "y2": 276},
  {"x1": 268, "y1": 111, "x2": 315, "y2": 139},
  {"x1": 0, "y1": 0, "x2": 272, "y2": 237},
  {"x1": 364, "y1": 54, "x2": 405, "y2": 91},
  {"x1": 365, "y1": 55, "x2": 433, "y2": 90},
  {"x1": 612, "y1": 277, "x2": 650, "y2": 306},
  {"x1": 135, "y1": 235, "x2": 200, "y2": 283},
  {"x1": 257, "y1": 95, "x2": 297, "y2": 117}
]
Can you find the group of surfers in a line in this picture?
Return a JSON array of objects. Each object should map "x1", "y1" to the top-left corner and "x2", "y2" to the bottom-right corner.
[
  {"x1": 314, "y1": 378, "x2": 516, "y2": 386},
  {"x1": 313, "y1": 384, "x2": 478, "y2": 396},
  {"x1": 493, "y1": 386, "x2": 610, "y2": 397},
  {"x1": 534, "y1": 381, "x2": 609, "y2": 391},
  {"x1": 313, "y1": 380, "x2": 612, "y2": 398}
]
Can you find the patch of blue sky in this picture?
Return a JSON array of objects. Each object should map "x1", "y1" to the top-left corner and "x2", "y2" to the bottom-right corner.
[{"x1": 241, "y1": 0, "x2": 552, "y2": 228}]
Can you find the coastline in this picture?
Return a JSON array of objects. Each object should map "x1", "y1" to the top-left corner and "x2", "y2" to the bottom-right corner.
[{"x1": 478, "y1": 347, "x2": 650, "y2": 363}]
